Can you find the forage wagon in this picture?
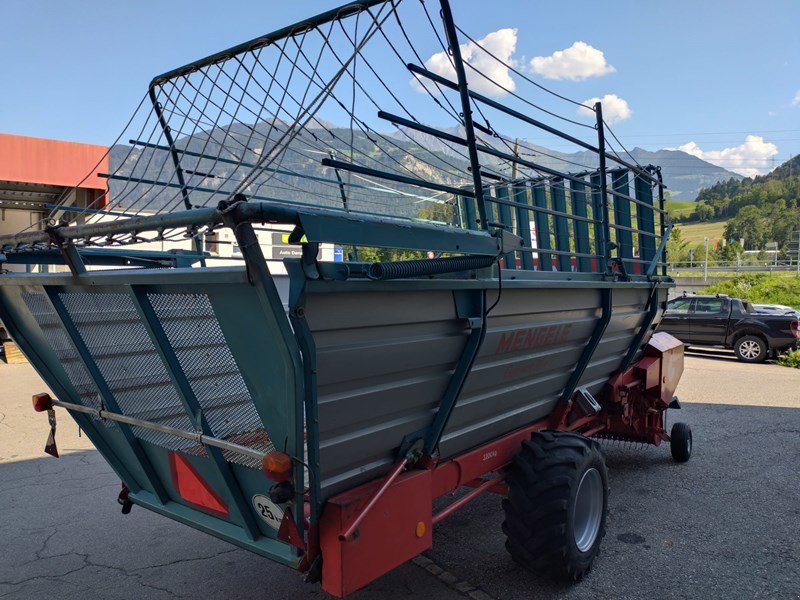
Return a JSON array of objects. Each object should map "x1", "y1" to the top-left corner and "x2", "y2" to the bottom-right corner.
[{"x1": 0, "y1": 1, "x2": 691, "y2": 596}]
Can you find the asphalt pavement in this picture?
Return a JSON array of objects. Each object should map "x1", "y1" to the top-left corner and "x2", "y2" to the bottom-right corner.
[{"x1": 1, "y1": 351, "x2": 798, "y2": 599}]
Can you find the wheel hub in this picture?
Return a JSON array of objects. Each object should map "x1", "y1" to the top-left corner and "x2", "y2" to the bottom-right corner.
[
  {"x1": 740, "y1": 340, "x2": 761, "y2": 359},
  {"x1": 573, "y1": 467, "x2": 603, "y2": 552}
]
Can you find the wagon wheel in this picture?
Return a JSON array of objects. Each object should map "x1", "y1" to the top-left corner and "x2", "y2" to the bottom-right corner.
[
  {"x1": 502, "y1": 431, "x2": 608, "y2": 581},
  {"x1": 670, "y1": 422, "x2": 692, "y2": 462}
]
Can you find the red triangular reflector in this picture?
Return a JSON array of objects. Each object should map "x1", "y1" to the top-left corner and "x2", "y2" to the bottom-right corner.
[
  {"x1": 277, "y1": 507, "x2": 305, "y2": 549},
  {"x1": 169, "y1": 452, "x2": 229, "y2": 518}
]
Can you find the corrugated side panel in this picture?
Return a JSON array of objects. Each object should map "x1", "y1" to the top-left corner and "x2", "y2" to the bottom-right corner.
[
  {"x1": 438, "y1": 286, "x2": 653, "y2": 458},
  {"x1": 307, "y1": 283, "x2": 661, "y2": 501}
]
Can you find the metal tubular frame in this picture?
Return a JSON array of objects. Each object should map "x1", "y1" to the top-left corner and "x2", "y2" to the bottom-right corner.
[
  {"x1": 44, "y1": 398, "x2": 268, "y2": 461},
  {"x1": 405, "y1": 64, "x2": 663, "y2": 187},
  {"x1": 422, "y1": 290, "x2": 487, "y2": 457},
  {"x1": 558, "y1": 288, "x2": 613, "y2": 404},
  {"x1": 594, "y1": 104, "x2": 612, "y2": 270},
  {"x1": 438, "y1": 0, "x2": 487, "y2": 229},
  {"x1": 223, "y1": 217, "x2": 307, "y2": 540}
]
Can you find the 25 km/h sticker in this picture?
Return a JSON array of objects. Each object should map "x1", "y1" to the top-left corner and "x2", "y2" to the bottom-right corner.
[{"x1": 252, "y1": 494, "x2": 284, "y2": 530}]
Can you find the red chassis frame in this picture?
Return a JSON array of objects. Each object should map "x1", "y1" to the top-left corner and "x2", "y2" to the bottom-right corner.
[{"x1": 292, "y1": 332, "x2": 685, "y2": 597}]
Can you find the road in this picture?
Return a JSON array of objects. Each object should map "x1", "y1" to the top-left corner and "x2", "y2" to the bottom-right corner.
[{"x1": 1, "y1": 352, "x2": 798, "y2": 599}]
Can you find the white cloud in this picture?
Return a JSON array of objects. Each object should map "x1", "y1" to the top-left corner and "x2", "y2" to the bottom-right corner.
[
  {"x1": 792, "y1": 90, "x2": 800, "y2": 106},
  {"x1": 411, "y1": 28, "x2": 517, "y2": 98},
  {"x1": 529, "y1": 42, "x2": 615, "y2": 81},
  {"x1": 577, "y1": 94, "x2": 632, "y2": 125},
  {"x1": 673, "y1": 136, "x2": 779, "y2": 177}
]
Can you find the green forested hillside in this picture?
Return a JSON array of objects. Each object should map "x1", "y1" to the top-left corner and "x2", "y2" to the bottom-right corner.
[{"x1": 680, "y1": 155, "x2": 800, "y2": 251}]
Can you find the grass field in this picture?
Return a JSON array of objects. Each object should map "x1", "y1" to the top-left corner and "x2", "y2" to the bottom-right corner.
[
  {"x1": 677, "y1": 220, "x2": 727, "y2": 245},
  {"x1": 666, "y1": 199, "x2": 696, "y2": 219}
]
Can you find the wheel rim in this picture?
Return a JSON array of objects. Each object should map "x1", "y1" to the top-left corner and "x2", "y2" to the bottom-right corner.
[
  {"x1": 739, "y1": 340, "x2": 761, "y2": 359},
  {"x1": 573, "y1": 467, "x2": 603, "y2": 553}
]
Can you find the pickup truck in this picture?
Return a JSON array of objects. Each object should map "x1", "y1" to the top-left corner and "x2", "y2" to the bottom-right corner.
[{"x1": 658, "y1": 294, "x2": 800, "y2": 362}]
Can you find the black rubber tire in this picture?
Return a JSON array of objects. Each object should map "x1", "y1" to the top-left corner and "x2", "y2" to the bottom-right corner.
[
  {"x1": 733, "y1": 335, "x2": 768, "y2": 363},
  {"x1": 670, "y1": 422, "x2": 692, "y2": 462},
  {"x1": 502, "y1": 431, "x2": 608, "y2": 582}
]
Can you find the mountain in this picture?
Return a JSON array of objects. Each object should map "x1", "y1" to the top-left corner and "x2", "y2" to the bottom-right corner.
[
  {"x1": 106, "y1": 119, "x2": 740, "y2": 216},
  {"x1": 391, "y1": 126, "x2": 740, "y2": 201}
]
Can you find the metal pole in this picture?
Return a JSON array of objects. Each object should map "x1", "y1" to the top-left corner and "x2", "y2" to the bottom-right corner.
[
  {"x1": 438, "y1": 0, "x2": 487, "y2": 230},
  {"x1": 594, "y1": 102, "x2": 611, "y2": 271},
  {"x1": 796, "y1": 232, "x2": 800, "y2": 274},
  {"x1": 704, "y1": 236, "x2": 709, "y2": 282}
]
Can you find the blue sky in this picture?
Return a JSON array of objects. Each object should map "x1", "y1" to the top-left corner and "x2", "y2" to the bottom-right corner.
[{"x1": 1, "y1": 0, "x2": 798, "y2": 176}]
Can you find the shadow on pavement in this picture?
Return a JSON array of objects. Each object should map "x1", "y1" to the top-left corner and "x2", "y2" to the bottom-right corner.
[{"x1": 1, "y1": 402, "x2": 798, "y2": 599}]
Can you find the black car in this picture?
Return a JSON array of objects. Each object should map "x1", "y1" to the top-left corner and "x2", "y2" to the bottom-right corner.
[{"x1": 658, "y1": 294, "x2": 800, "y2": 362}]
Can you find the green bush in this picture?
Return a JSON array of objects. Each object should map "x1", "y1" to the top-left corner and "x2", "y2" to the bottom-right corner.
[
  {"x1": 702, "y1": 274, "x2": 800, "y2": 309},
  {"x1": 777, "y1": 348, "x2": 800, "y2": 369}
]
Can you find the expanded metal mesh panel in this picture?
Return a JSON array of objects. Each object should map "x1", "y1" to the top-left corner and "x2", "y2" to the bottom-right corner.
[
  {"x1": 59, "y1": 292, "x2": 204, "y2": 455},
  {"x1": 149, "y1": 293, "x2": 274, "y2": 469},
  {"x1": 21, "y1": 292, "x2": 109, "y2": 426}
]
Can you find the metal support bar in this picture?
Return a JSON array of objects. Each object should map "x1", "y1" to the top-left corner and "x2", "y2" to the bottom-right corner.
[
  {"x1": 0, "y1": 248, "x2": 207, "y2": 269},
  {"x1": 407, "y1": 63, "x2": 599, "y2": 154},
  {"x1": 494, "y1": 187, "x2": 515, "y2": 268},
  {"x1": 531, "y1": 182, "x2": 553, "y2": 271},
  {"x1": 512, "y1": 183, "x2": 534, "y2": 270},
  {"x1": 550, "y1": 180, "x2": 571, "y2": 272},
  {"x1": 648, "y1": 222, "x2": 674, "y2": 277},
  {"x1": 339, "y1": 458, "x2": 409, "y2": 541},
  {"x1": 653, "y1": 167, "x2": 668, "y2": 277},
  {"x1": 607, "y1": 187, "x2": 667, "y2": 215},
  {"x1": 570, "y1": 180, "x2": 592, "y2": 272},
  {"x1": 558, "y1": 288, "x2": 613, "y2": 404},
  {"x1": 432, "y1": 473, "x2": 506, "y2": 525},
  {"x1": 423, "y1": 290, "x2": 486, "y2": 456},
  {"x1": 0, "y1": 200, "x2": 502, "y2": 258},
  {"x1": 320, "y1": 157, "x2": 474, "y2": 198},
  {"x1": 285, "y1": 265, "x2": 323, "y2": 524},
  {"x1": 405, "y1": 64, "x2": 664, "y2": 188},
  {"x1": 594, "y1": 104, "x2": 612, "y2": 270},
  {"x1": 148, "y1": 89, "x2": 192, "y2": 211},
  {"x1": 129, "y1": 288, "x2": 262, "y2": 541},
  {"x1": 589, "y1": 173, "x2": 606, "y2": 266},
  {"x1": 150, "y1": 0, "x2": 387, "y2": 86},
  {"x1": 45, "y1": 227, "x2": 86, "y2": 276},
  {"x1": 611, "y1": 170, "x2": 634, "y2": 265},
  {"x1": 45, "y1": 398, "x2": 267, "y2": 461},
  {"x1": 222, "y1": 213, "x2": 306, "y2": 538},
  {"x1": 486, "y1": 188, "x2": 599, "y2": 224},
  {"x1": 147, "y1": 87, "x2": 205, "y2": 261},
  {"x1": 438, "y1": 0, "x2": 487, "y2": 229},
  {"x1": 42, "y1": 288, "x2": 170, "y2": 504},
  {"x1": 458, "y1": 193, "x2": 478, "y2": 230},
  {"x1": 129, "y1": 139, "x2": 387, "y2": 197},
  {"x1": 621, "y1": 284, "x2": 661, "y2": 371}
]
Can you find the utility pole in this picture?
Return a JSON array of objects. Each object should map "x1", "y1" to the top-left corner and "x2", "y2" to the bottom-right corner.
[
  {"x1": 703, "y1": 236, "x2": 709, "y2": 282},
  {"x1": 795, "y1": 231, "x2": 800, "y2": 275}
]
